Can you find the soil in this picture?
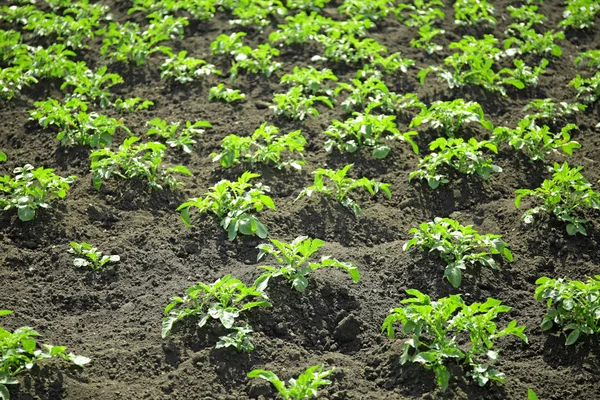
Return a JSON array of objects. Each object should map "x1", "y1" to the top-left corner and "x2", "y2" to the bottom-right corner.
[{"x1": 1, "y1": 0, "x2": 600, "y2": 399}]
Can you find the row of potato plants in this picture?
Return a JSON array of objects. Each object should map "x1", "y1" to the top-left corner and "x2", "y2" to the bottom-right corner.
[{"x1": 2, "y1": 0, "x2": 600, "y2": 398}]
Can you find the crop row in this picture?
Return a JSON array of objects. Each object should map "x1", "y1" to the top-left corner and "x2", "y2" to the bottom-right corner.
[{"x1": 1, "y1": 0, "x2": 600, "y2": 399}]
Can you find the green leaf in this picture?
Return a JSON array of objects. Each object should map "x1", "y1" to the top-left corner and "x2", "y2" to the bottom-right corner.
[
  {"x1": 372, "y1": 145, "x2": 391, "y2": 159},
  {"x1": 0, "y1": 384, "x2": 10, "y2": 400},
  {"x1": 0, "y1": 310, "x2": 13, "y2": 317},
  {"x1": 18, "y1": 206, "x2": 35, "y2": 222},
  {"x1": 527, "y1": 389, "x2": 539, "y2": 400},
  {"x1": 445, "y1": 265, "x2": 462, "y2": 288},
  {"x1": 292, "y1": 276, "x2": 309, "y2": 291},
  {"x1": 565, "y1": 328, "x2": 580, "y2": 345}
]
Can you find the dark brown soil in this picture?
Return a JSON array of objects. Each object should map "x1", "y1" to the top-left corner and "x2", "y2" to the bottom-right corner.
[{"x1": 2, "y1": 1, "x2": 600, "y2": 399}]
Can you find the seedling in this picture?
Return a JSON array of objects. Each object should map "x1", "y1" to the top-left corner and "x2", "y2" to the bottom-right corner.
[
  {"x1": 574, "y1": 50, "x2": 600, "y2": 69},
  {"x1": 90, "y1": 136, "x2": 192, "y2": 191},
  {"x1": 324, "y1": 111, "x2": 418, "y2": 159},
  {"x1": 255, "y1": 236, "x2": 359, "y2": 291},
  {"x1": 411, "y1": 24, "x2": 445, "y2": 54},
  {"x1": 230, "y1": 44, "x2": 281, "y2": 80},
  {"x1": 570, "y1": 71, "x2": 600, "y2": 104},
  {"x1": 69, "y1": 242, "x2": 120, "y2": 270},
  {"x1": 535, "y1": 276, "x2": 600, "y2": 345},
  {"x1": 504, "y1": 27, "x2": 564, "y2": 57},
  {"x1": 280, "y1": 67, "x2": 338, "y2": 97},
  {"x1": 160, "y1": 50, "x2": 221, "y2": 83},
  {"x1": 211, "y1": 32, "x2": 247, "y2": 56},
  {"x1": 271, "y1": 87, "x2": 333, "y2": 120},
  {"x1": 146, "y1": 118, "x2": 212, "y2": 153},
  {"x1": 338, "y1": 0, "x2": 392, "y2": 21},
  {"x1": 209, "y1": 84, "x2": 246, "y2": 103},
  {"x1": 559, "y1": 0, "x2": 599, "y2": 29},
  {"x1": 410, "y1": 99, "x2": 493, "y2": 137},
  {"x1": 248, "y1": 365, "x2": 333, "y2": 400},
  {"x1": 506, "y1": 4, "x2": 546, "y2": 28},
  {"x1": 335, "y1": 76, "x2": 394, "y2": 113},
  {"x1": 523, "y1": 99, "x2": 586, "y2": 124},
  {"x1": 268, "y1": 12, "x2": 326, "y2": 45},
  {"x1": 0, "y1": 164, "x2": 76, "y2": 222},
  {"x1": 212, "y1": 123, "x2": 306, "y2": 170},
  {"x1": 0, "y1": 310, "x2": 90, "y2": 400},
  {"x1": 371, "y1": 52, "x2": 415, "y2": 75},
  {"x1": 500, "y1": 59, "x2": 548, "y2": 89},
  {"x1": 454, "y1": 0, "x2": 495, "y2": 27},
  {"x1": 515, "y1": 162, "x2": 600, "y2": 235},
  {"x1": 215, "y1": 323, "x2": 255, "y2": 353},
  {"x1": 177, "y1": 171, "x2": 275, "y2": 241},
  {"x1": 319, "y1": 32, "x2": 387, "y2": 65},
  {"x1": 296, "y1": 164, "x2": 391, "y2": 216},
  {"x1": 229, "y1": 0, "x2": 287, "y2": 31},
  {"x1": 404, "y1": 218, "x2": 512, "y2": 287},
  {"x1": 396, "y1": 0, "x2": 445, "y2": 27},
  {"x1": 162, "y1": 275, "x2": 271, "y2": 348},
  {"x1": 113, "y1": 97, "x2": 154, "y2": 113},
  {"x1": 382, "y1": 290, "x2": 527, "y2": 390},
  {"x1": 61, "y1": 65, "x2": 124, "y2": 108}
]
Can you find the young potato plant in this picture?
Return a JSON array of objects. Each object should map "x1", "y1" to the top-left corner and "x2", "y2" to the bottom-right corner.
[
  {"x1": 515, "y1": 162, "x2": 600, "y2": 235},
  {"x1": 559, "y1": 0, "x2": 600, "y2": 29},
  {"x1": 570, "y1": 71, "x2": 600, "y2": 104},
  {"x1": 523, "y1": 99, "x2": 586, "y2": 125},
  {"x1": 0, "y1": 310, "x2": 90, "y2": 400},
  {"x1": 60, "y1": 65, "x2": 124, "y2": 109},
  {"x1": 13, "y1": 43, "x2": 78, "y2": 80},
  {"x1": 535, "y1": 276, "x2": 600, "y2": 345},
  {"x1": 410, "y1": 99, "x2": 494, "y2": 138},
  {"x1": 0, "y1": 67, "x2": 38, "y2": 100},
  {"x1": 493, "y1": 119, "x2": 580, "y2": 161},
  {"x1": 268, "y1": 12, "x2": 326, "y2": 45},
  {"x1": 318, "y1": 32, "x2": 388, "y2": 65},
  {"x1": 403, "y1": 217, "x2": 512, "y2": 287},
  {"x1": 90, "y1": 137, "x2": 192, "y2": 191},
  {"x1": 382, "y1": 290, "x2": 527, "y2": 391},
  {"x1": 410, "y1": 137, "x2": 501, "y2": 189},
  {"x1": 419, "y1": 35, "x2": 515, "y2": 95},
  {"x1": 506, "y1": 4, "x2": 546, "y2": 28},
  {"x1": 454, "y1": 0, "x2": 495, "y2": 27},
  {"x1": 396, "y1": 0, "x2": 445, "y2": 27},
  {"x1": 296, "y1": 164, "x2": 391, "y2": 216},
  {"x1": 69, "y1": 242, "x2": 120, "y2": 271},
  {"x1": 146, "y1": 118, "x2": 212, "y2": 154},
  {"x1": 280, "y1": 67, "x2": 338, "y2": 97},
  {"x1": 113, "y1": 97, "x2": 154, "y2": 113},
  {"x1": 129, "y1": 0, "x2": 216, "y2": 20},
  {"x1": 255, "y1": 236, "x2": 359, "y2": 291},
  {"x1": 230, "y1": 44, "x2": 282, "y2": 80},
  {"x1": 411, "y1": 24, "x2": 445, "y2": 54},
  {"x1": 178, "y1": 172, "x2": 275, "y2": 241},
  {"x1": 211, "y1": 32, "x2": 247, "y2": 56},
  {"x1": 0, "y1": 165, "x2": 76, "y2": 222},
  {"x1": 574, "y1": 50, "x2": 600, "y2": 69},
  {"x1": 371, "y1": 52, "x2": 415, "y2": 76},
  {"x1": 286, "y1": 0, "x2": 330, "y2": 11},
  {"x1": 29, "y1": 98, "x2": 130, "y2": 148},
  {"x1": 161, "y1": 274, "x2": 271, "y2": 353},
  {"x1": 160, "y1": 50, "x2": 221, "y2": 83},
  {"x1": 209, "y1": 84, "x2": 246, "y2": 103},
  {"x1": 212, "y1": 123, "x2": 306, "y2": 170},
  {"x1": 229, "y1": 0, "x2": 287, "y2": 31},
  {"x1": 324, "y1": 112, "x2": 418, "y2": 159},
  {"x1": 248, "y1": 365, "x2": 333, "y2": 400},
  {"x1": 338, "y1": 0, "x2": 392, "y2": 22},
  {"x1": 504, "y1": 26, "x2": 564, "y2": 57},
  {"x1": 335, "y1": 76, "x2": 392, "y2": 113},
  {"x1": 271, "y1": 87, "x2": 333, "y2": 120},
  {"x1": 500, "y1": 59, "x2": 548, "y2": 89}
]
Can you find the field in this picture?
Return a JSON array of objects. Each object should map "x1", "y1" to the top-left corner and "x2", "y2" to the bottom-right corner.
[{"x1": 1, "y1": 0, "x2": 600, "y2": 399}]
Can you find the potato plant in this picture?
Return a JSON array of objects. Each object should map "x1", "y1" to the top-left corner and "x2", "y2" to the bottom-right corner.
[
  {"x1": 271, "y1": 87, "x2": 333, "y2": 120},
  {"x1": 0, "y1": 310, "x2": 90, "y2": 400},
  {"x1": 146, "y1": 118, "x2": 212, "y2": 154},
  {"x1": 60, "y1": 65, "x2": 124, "y2": 109},
  {"x1": 453, "y1": 0, "x2": 495, "y2": 27},
  {"x1": 160, "y1": 50, "x2": 221, "y2": 83},
  {"x1": 574, "y1": 50, "x2": 600, "y2": 69},
  {"x1": 570, "y1": 71, "x2": 600, "y2": 104},
  {"x1": 178, "y1": 172, "x2": 275, "y2": 240},
  {"x1": 0, "y1": 164, "x2": 76, "y2": 222},
  {"x1": 68, "y1": 242, "x2": 120, "y2": 271},
  {"x1": 504, "y1": 27, "x2": 564, "y2": 57},
  {"x1": 280, "y1": 67, "x2": 338, "y2": 97},
  {"x1": 230, "y1": 44, "x2": 281, "y2": 80},
  {"x1": 410, "y1": 99, "x2": 493, "y2": 137},
  {"x1": 559, "y1": 0, "x2": 599, "y2": 29},
  {"x1": 296, "y1": 164, "x2": 391, "y2": 216},
  {"x1": 318, "y1": 32, "x2": 387, "y2": 65},
  {"x1": 515, "y1": 162, "x2": 600, "y2": 235},
  {"x1": 411, "y1": 24, "x2": 444, "y2": 54},
  {"x1": 382, "y1": 290, "x2": 527, "y2": 391},
  {"x1": 161, "y1": 275, "x2": 271, "y2": 352},
  {"x1": 338, "y1": 0, "x2": 392, "y2": 22},
  {"x1": 523, "y1": 98, "x2": 586, "y2": 125},
  {"x1": 396, "y1": 0, "x2": 445, "y2": 27},
  {"x1": 209, "y1": 84, "x2": 246, "y2": 103},
  {"x1": 211, "y1": 123, "x2": 306, "y2": 170},
  {"x1": 409, "y1": 137, "x2": 501, "y2": 189},
  {"x1": 268, "y1": 12, "x2": 326, "y2": 45},
  {"x1": 535, "y1": 276, "x2": 600, "y2": 345},
  {"x1": 90, "y1": 137, "x2": 192, "y2": 191},
  {"x1": 256, "y1": 236, "x2": 359, "y2": 291},
  {"x1": 404, "y1": 217, "x2": 513, "y2": 287},
  {"x1": 492, "y1": 119, "x2": 580, "y2": 161},
  {"x1": 248, "y1": 365, "x2": 333, "y2": 400}
]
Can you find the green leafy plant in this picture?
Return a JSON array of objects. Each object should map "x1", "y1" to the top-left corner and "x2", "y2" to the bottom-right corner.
[
  {"x1": 128, "y1": 0, "x2": 216, "y2": 20},
  {"x1": 338, "y1": 0, "x2": 392, "y2": 21},
  {"x1": 504, "y1": 27, "x2": 564, "y2": 57},
  {"x1": 286, "y1": 0, "x2": 329, "y2": 11},
  {"x1": 334, "y1": 76, "x2": 393, "y2": 113},
  {"x1": 90, "y1": 137, "x2": 192, "y2": 191},
  {"x1": 146, "y1": 118, "x2": 212, "y2": 153},
  {"x1": 410, "y1": 99, "x2": 494, "y2": 137},
  {"x1": 371, "y1": 52, "x2": 415, "y2": 75},
  {"x1": 230, "y1": 43, "x2": 281, "y2": 80},
  {"x1": 296, "y1": 164, "x2": 391, "y2": 216},
  {"x1": 248, "y1": 365, "x2": 333, "y2": 400},
  {"x1": 403, "y1": 217, "x2": 512, "y2": 287},
  {"x1": 229, "y1": 0, "x2": 287, "y2": 31},
  {"x1": 60, "y1": 65, "x2": 124, "y2": 109},
  {"x1": 112, "y1": 97, "x2": 154, "y2": 113},
  {"x1": 211, "y1": 123, "x2": 305, "y2": 170},
  {"x1": 515, "y1": 162, "x2": 600, "y2": 235},
  {"x1": 382, "y1": 290, "x2": 527, "y2": 391},
  {"x1": 0, "y1": 310, "x2": 90, "y2": 400},
  {"x1": 492, "y1": 119, "x2": 580, "y2": 161},
  {"x1": 161, "y1": 274, "x2": 271, "y2": 350},
  {"x1": 454, "y1": 0, "x2": 495, "y2": 26},
  {"x1": 535, "y1": 276, "x2": 600, "y2": 345},
  {"x1": 411, "y1": 24, "x2": 445, "y2": 54},
  {"x1": 0, "y1": 164, "x2": 76, "y2": 222},
  {"x1": 255, "y1": 236, "x2": 359, "y2": 291},
  {"x1": 574, "y1": 50, "x2": 600, "y2": 69},
  {"x1": 271, "y1": 87, "x2": 333, "y2": 120},
  {"x1": 0, "y1": 67, "x2": 38, "y2": 100},
  {"x1": 160, "y1": 50, "x2": 221, "y2": 83},
  {"x1": 318, "y1": 32, "x2": 388, "y2": 65},
  {"x1": 178, "y1": 171, "x2": 275, "y2": 240},
  {"x1": 68, "y1": 242, "x2": 120, "y2": 270},
  {"x1": 396, "y1": 0, "x2": 445, "y2": 27},
  {"x1": 506, "y1": 4, "x2": 546, "y2": 28},
  {"x1": 211, "y1": 32, "x2": 247, "y2": 56},
  {"x1": 570, "y1": 71, "x2": 600, "y2": 104},
  {"x1": 324, "y1": 111, "x2": 418, "y2": 159},
  {"x1": 500, "y1": 58, "x2": 548, "y2": 89},
  {"x1": 268, "y1": 12, "x2": 326, "y2": 45},
  {"x1": 280, "y1": 67, "x2": 338, "y2": 97},
  {"x1": 29, "y1": 98, "x2": 130, "y2": 148},
  {"x1": 559, "y1": 0, "x2": 600, "y2": 29},
  {"x1": 208, "y1": 84, "x2": 246, "y2": 103},
  {"x1": 523, "y1": 98, "x2": 586, "y2": 124}
]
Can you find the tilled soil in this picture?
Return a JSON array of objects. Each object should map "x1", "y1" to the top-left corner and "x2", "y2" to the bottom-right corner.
[{"x1": 1, "y1": 0, "x2": 600, "y2": 399}]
